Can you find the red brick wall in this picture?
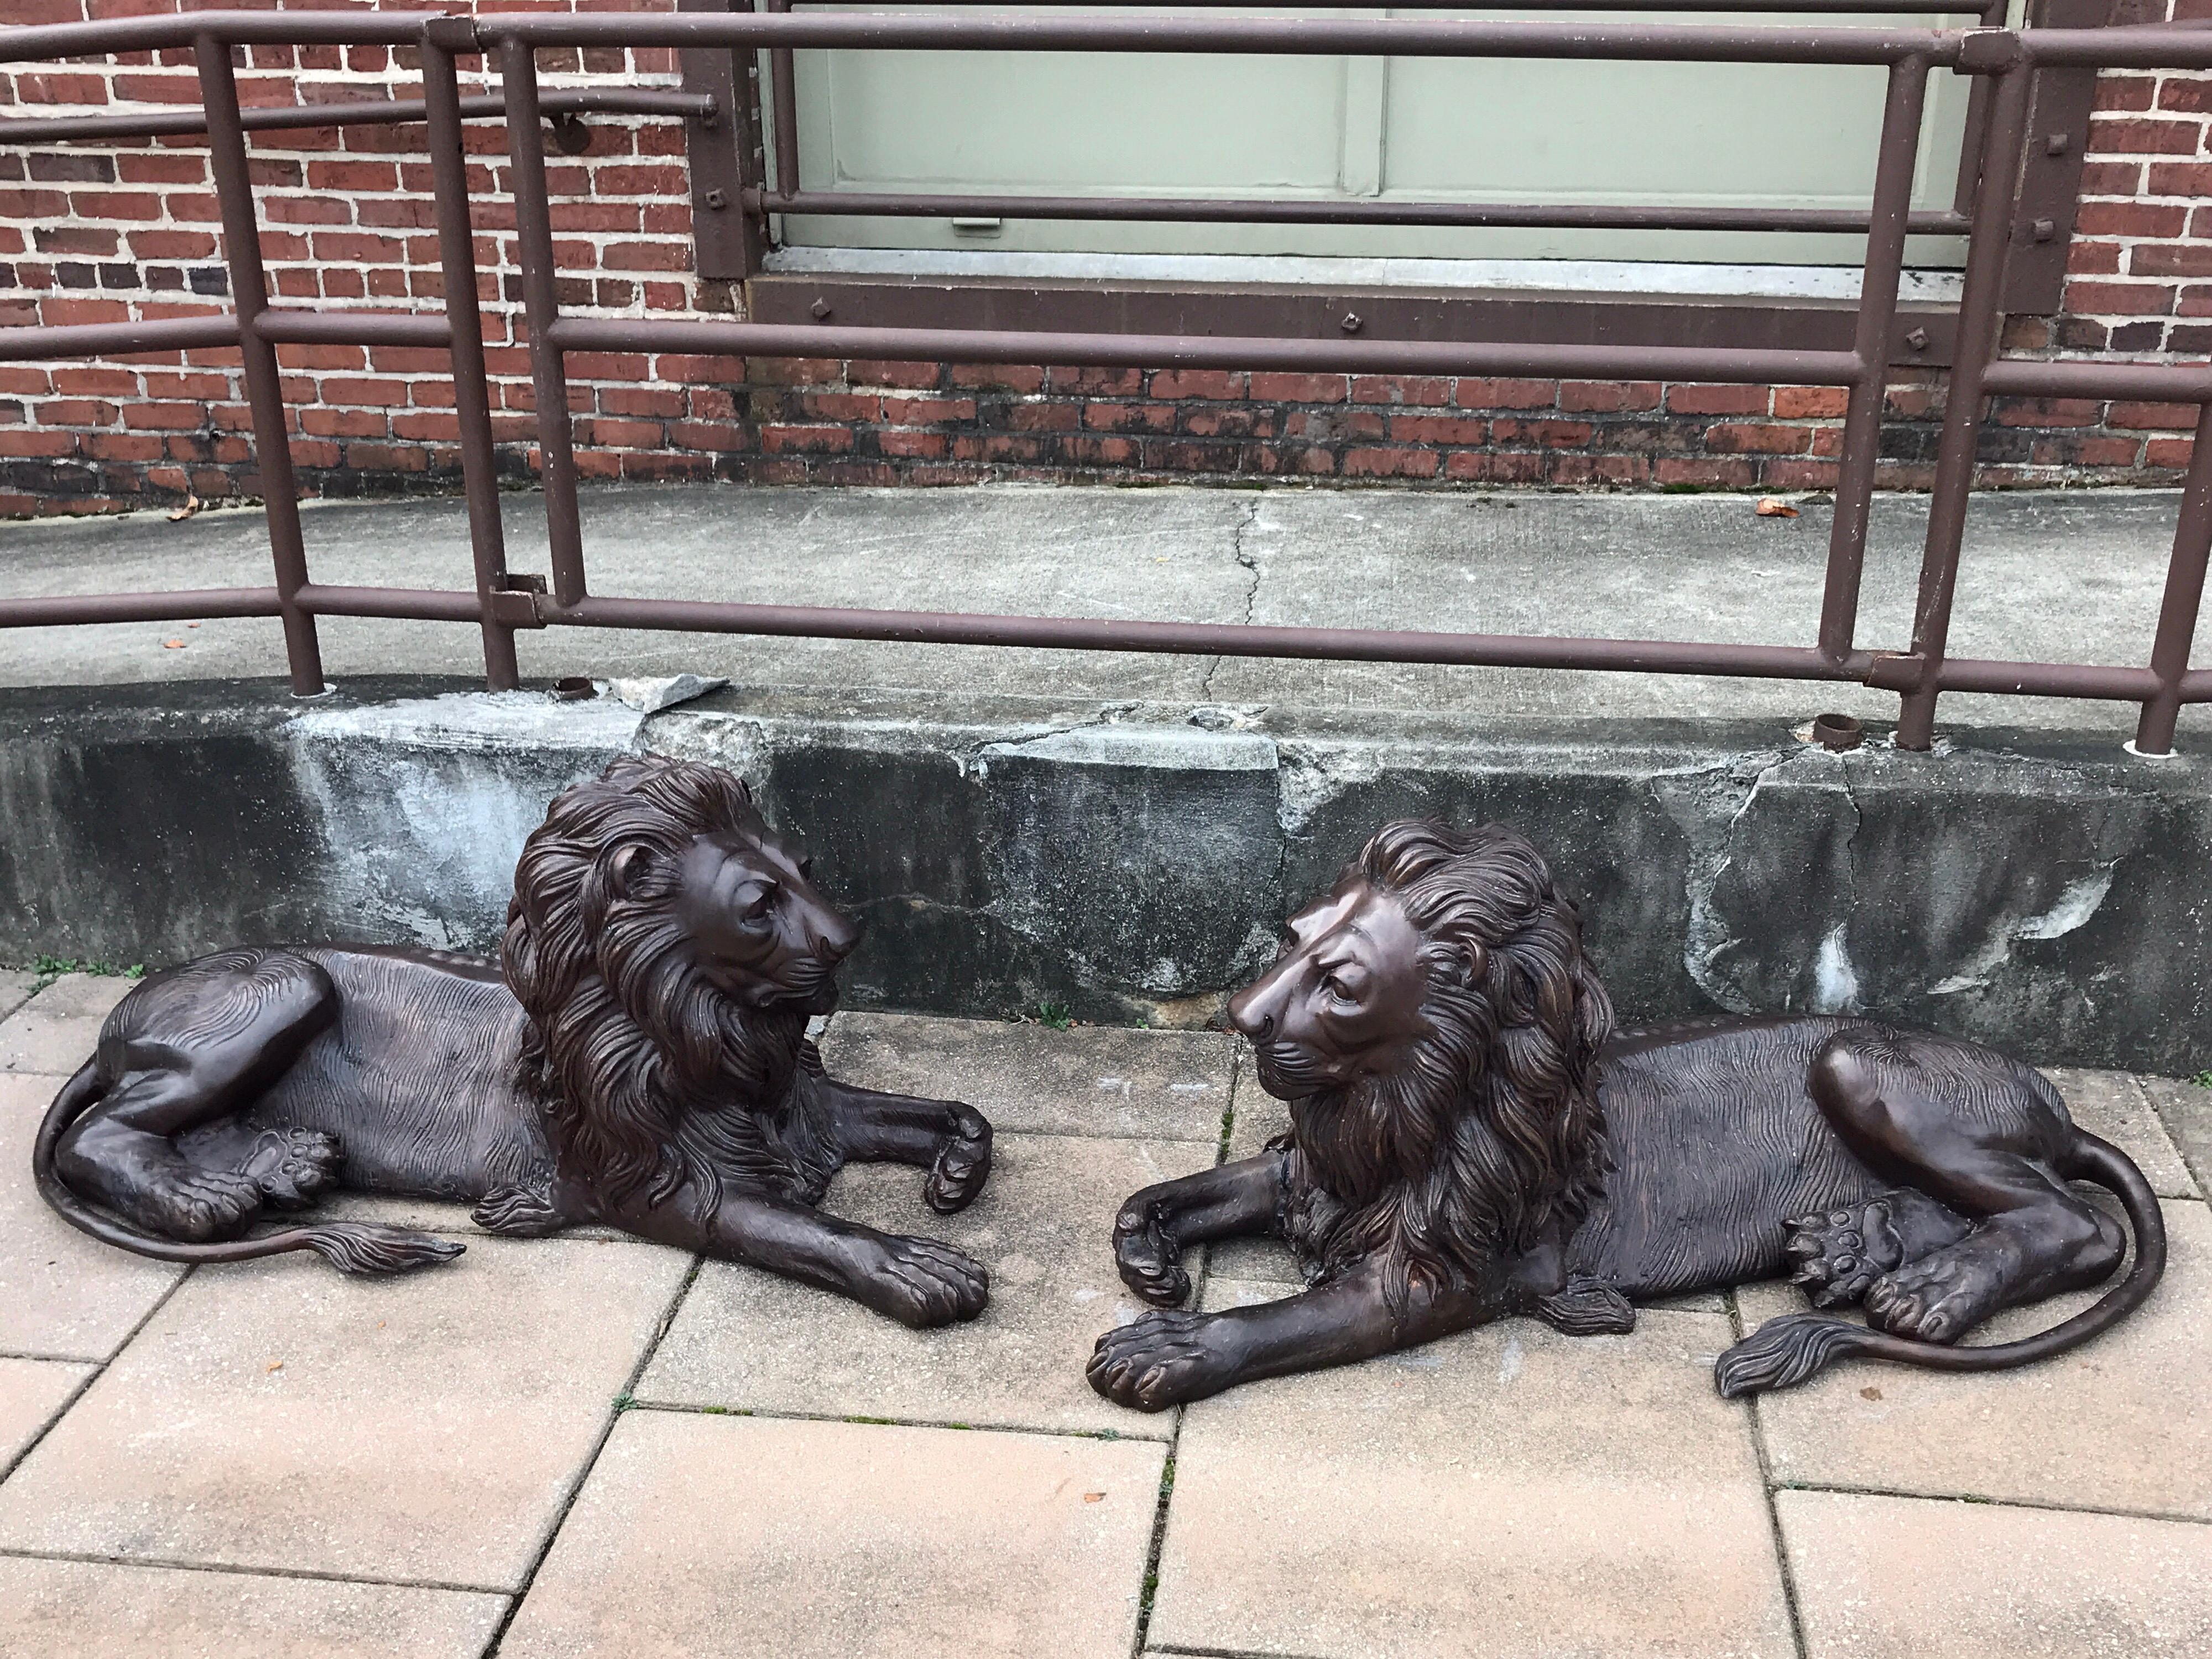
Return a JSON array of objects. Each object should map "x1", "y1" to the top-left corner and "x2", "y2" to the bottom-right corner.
[{"x1": 1, "y1": 0, "x2": 2206, "y2": 514}]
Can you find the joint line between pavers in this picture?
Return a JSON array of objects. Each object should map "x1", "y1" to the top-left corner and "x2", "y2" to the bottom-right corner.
[
  {"x1": 1770, "y1": 1478, "x2": 2212, "y2": 1529},
  {"x1": 0, "y1": 1543, "x2": 514, "y2": 1599},
  {"x1": 478, "y1": 1249, "x2": 706, "y2": 1655},
  {"x1": 1728, "y1": 1287, "x2": 1813, "y2": 1659},
  {"x1": 0, "y1": 1261, "x2": 195, "y2": 1491},
  {"x1": 616, "y1": 1397, "x2": 1173, "y2": 1447},
  {"x1": 1140, "y1": 1642, "x2": 1335, "y2": 1659}
]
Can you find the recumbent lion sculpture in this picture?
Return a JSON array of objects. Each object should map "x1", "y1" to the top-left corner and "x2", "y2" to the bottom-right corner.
[
  {"x1": 1091, "y1": 817, "x2": 2163, "y2": 1409},
  {"x1": 35, "y1": 754, "x2": 995, "y2": 1329}
]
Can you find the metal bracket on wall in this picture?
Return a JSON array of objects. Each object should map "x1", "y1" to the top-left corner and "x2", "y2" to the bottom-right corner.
[
  {"x1": 682, "y1": 0, "x2": 768, "y2": 280},
  {"x1": 2001, "y1": 0, "x2": 2115, "y2": 317}
]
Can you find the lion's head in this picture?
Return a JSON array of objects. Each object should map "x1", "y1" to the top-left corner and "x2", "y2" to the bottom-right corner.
[
  {"x1": 1229, "y1": 818, "x2": 1614, "y2": 1307},
  {"x1": 501, "y1": 754, "x2": 860, "y2": 1212}
]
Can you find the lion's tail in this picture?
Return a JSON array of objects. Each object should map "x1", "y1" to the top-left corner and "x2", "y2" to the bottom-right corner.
[
  {"x1": 34, "y1": 1062, "x2": 464, "y2": 1276},
  {"x1": 1714, "y1": 1130, "x2": 2164, "y2": 1400}
]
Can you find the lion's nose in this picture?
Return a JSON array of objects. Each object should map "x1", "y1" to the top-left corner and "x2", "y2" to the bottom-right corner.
[
  {"x1": 1227, "y1": 985, "x2": 1272, "y2": 1044},
  {"x1": 814, "y1": 911, "x2": 861, "y2": 962}
]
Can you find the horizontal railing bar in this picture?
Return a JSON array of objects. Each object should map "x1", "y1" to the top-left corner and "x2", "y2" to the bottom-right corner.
[
  {"x1": 295, "y1": 585, "x2": 488, "y2": 623},
  {"x1": 1980, "y1": 359, "x2": 2212, "y2": 404},
  {"x1": 2024, "y1": 26, "x2": 2212, "y2": 69},
  {"x1": 852, "y1": 1, "x2": 1990, "y2": 11},
  {"x1": 0, "y1": 12, "x2": 444, "y2": 65},
  {"x1": 0, "y1": 315, "x2": 239, "y2": 362},
  {"x1": 758, "y1": 189, "x2": 1971, "y2": 237},
  {"x1": 254, "y1": 310, "x2": 453, "y2": 348},
  {"x1": 0, "y1": 88, "x2": 717, "y2": 147},
  {"x1": 475, "y1": 13, "x2": 1968, "y2": 67},
  {"x1": 550, "y1": 316, "x2": 1864, "y2": 387},
  {"x1": 12, "y1": 584, "x2": 2189, "y2": 706},
  {"x1": 0, "y1": 589, "x2": 283, "y2": 627}
]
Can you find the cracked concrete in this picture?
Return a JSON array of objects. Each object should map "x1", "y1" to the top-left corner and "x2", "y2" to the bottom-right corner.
[{"x1": 4, "y1": 483, "x2": 2209, "y2": 740}]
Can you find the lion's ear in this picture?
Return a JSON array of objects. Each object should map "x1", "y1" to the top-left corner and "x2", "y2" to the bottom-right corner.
[
  {"x1": 1428, "y1": 940, "x2": 1488, "y2": 990},
  {"x1": 607, "y1": 843, "x2": 653, "y2": 899}
]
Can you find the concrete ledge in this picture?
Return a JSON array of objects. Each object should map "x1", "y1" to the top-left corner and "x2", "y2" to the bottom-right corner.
[{"x1": 2, "y1": 676, "x2": 2207, "y2": 1073}]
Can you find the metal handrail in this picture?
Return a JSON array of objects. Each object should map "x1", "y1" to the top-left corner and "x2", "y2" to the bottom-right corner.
[{"x1": 0, "y1": 9, "x2": 2206, "y2": 757}]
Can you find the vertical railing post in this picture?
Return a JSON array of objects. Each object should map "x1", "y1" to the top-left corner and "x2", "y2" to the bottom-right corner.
[
  {"x1": 196, "y1": 31, "x2": 325, "y2": 696},
  {"x1": 1819, "y1": 53, "x2": 1928, "y2": 664},
  {"x1": 500, "y1": 37, "x2": 589, "y2": 608},
  {"x1": 1895, "y1": 58, "x2": 2033, "y2": 751},
  {"x1": 423, "y1": 18, "x2": 521, "y2": 691},
  {"x1": 763, "y1": 0, "x2": 801, "y2": 199},
  {"x1": 2132, "y1": 399, "x2": 2212, "y2": 756}
]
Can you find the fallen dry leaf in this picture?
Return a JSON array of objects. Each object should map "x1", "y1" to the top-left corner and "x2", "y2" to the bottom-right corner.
[
  {"x1": 1859, "y1": 1385, "x2": 1882, "y2": 1401},
  {"x1": 167, "y1": 493, "x2": 201, "y2": 523},
  {"x1": 1755, "y1": 497, "x2": 1799, "y2": 518},
  {"x1": 186, "y1": 621, "x2": 201, "y2": 629},
  {"x1": 1082, "y1": 1492, "x2": 1105, "y2": 1503},
  {"x1": 267, "y1": 1361, "x2": 284, "y2": 1373},
  {"x1": 162, "y1": 639, "x2": 185, "y2": 649}
]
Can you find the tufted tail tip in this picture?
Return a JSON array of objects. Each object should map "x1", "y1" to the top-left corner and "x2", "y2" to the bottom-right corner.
[{"x1": 302, "y1": 1222, "x2": 466, "y2": 1275}]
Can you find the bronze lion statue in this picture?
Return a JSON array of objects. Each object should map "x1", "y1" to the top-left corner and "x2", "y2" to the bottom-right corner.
[
  {"x1": 35, "y1": 754, "x2": 995, "y2": 1328},
  {"x1": 1090, "y1": 818, "x2": 2163, "y2": 1408}
]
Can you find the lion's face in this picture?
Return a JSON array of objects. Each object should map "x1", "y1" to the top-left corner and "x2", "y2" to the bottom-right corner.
[
  {"x1": 1228, "y1": 878, "x2": 1433, "y2": 1100},
  {"x1": 664, "y1": 824, "x2": 859, "y2": 1014}
]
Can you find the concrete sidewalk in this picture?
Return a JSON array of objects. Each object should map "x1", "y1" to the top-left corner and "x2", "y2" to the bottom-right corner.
[
  {"x1": 4, "y1": 969, "x2": 2211, "y2": 1658},
  {"x1": 2, "y1": 483, "x2": 2205, "y2": 742}
]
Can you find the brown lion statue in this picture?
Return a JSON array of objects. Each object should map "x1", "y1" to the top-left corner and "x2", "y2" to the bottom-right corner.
[
  {"x1": 34, "y1": 754, "x2": 994, "y2": 1328},
  {"x1": 1090, "y1": 818, "x2": 2163, "y2": 1408}
]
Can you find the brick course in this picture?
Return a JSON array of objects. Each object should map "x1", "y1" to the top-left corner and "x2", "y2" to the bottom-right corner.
[{"x1": 0, "y1": 0, "x2": 2206, "y2": 515}]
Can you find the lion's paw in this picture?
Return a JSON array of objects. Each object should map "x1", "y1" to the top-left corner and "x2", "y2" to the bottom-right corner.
[
  {"x1": 924, "y1": 1104, "x2": 993, "y2": 1215},
  {"x1": 1110, "y1": 1202, "x2": 1190, "y2": 1308},
  {"x1": 1087, "y1": 1308, "x2": 1238, "y2": 1411},
  {"x1": 1864, "y1": 1234, "x2": 2016, "y2": 1344},
  {"x1": 241, "y1": 1127, "x2": 342, "y2": 1211},
  {"x1": 854, "y1": 1233, "x2": 990, "y2": 1328},
  {"x1": 1784, "y1": 1190, "x2": 1968, "y2": 1310}
]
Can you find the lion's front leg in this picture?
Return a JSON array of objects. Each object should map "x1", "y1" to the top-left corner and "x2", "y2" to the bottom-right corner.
[
  {"x1": 636, "y1": 1191, "x2": 990, "y2": 1328},
  {"x1": 1113, "y1": 1154, "x2": 1284, "y2": 1308},
  {"x1": 1088, "y1": 1262, "x2": 1492, "y2": 1411},
  {"x1": 813, "y1": 1077, "x2": 994, "y2": 1215}
]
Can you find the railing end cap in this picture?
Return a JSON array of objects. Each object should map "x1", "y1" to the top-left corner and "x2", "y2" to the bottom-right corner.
[{"x1": 1958, "y1": 28, "x2": 2023, "y2": 74}]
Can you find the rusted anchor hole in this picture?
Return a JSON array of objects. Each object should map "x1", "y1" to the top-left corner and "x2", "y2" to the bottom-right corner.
[{"x1": 1809, "y1": 712, "x2": 1863, "y2": 752}]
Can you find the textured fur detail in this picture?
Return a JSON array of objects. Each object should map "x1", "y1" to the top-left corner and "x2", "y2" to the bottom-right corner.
[
  {"x1": 502, "y1": 757, "x2": 834, "y2": 1217},
  {"x1": 1281, "y1": 820, "x2": 1615, "y2": 1311},
  {"x1": 302, "y1": 1223, "x2": 466, "y2": 1275}
]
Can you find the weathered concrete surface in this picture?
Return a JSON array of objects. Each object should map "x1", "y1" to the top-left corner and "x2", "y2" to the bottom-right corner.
[
  {"x1": 0, "y1": 1557, "x2": 509, "y2": 1659},
  {"x1": 1779, "y1": 1491, "x2": 2212, "y2": 1659},
  {"x1": 1, "y1": 484, "x2": 2205, "y2": 739},
  {"x1": 4, "y1": 676, "x2": 2210, "y2": 1071},
  {"x1": 498, "y1": 1412, "x2": 1166, "y2": 1659}
]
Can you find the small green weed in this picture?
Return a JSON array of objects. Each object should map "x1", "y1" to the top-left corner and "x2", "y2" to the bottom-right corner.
[
  {"x1": 612, "y1": 1391, "x2": 635, "y2": 1412},
  {"x1": 30, "y1": 955, "x2": 143, "y2": 993},
  {"x1": 2191, "y1": 1069, "x2": 2212, "y2": 1090},
  {"x1": 1035, "y1": 1001, "x2": 1073, "y2": 1031}
]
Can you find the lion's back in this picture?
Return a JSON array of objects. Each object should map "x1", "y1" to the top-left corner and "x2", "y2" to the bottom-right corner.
[{"x1": 1568, "y1": 1016, "x2": 1887, "y2": 1297}]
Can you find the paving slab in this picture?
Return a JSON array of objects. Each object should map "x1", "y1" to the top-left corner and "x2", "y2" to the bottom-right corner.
[
  {"x1": 0, "y1": 1356, "x2": 88, "y2": 1471},
  {"x1": 1744, "y1": 1198, "x2": 2212, "y2": 1520},
  {"x1": 2143, "y1": 1074, "x2": 2212, "y2": 1198},
  {"x1": 639, "y1": 1131, "x2": 1213, "y2": 1438},
  {"x1": 0, "y1": 1555, "x2": 508, "y2": 1659},
  {"x1": 0, "y1": 1236, "x2": 691, "y2": 1590},
  {"x1": 0, "y1": 1074, "x2": 185, "y2": 1361},
  {"x1": 819, "y1": 1010, "x2": 1235, "y2": 1141},
  {"x1": 1778, "y1": 1489, "x2": 2212, "y2": 1659},
  {"x1": 0, "y1": 972, "x2": 134, "y2": 1076},
  {"x1": 1149, "y1": 1279, "x2": 1792, "y2": 1659},
  {"x1": 2043, "y1": 1067, "x2": 2199, "y2": 1199},
  {"x1": 0, "y1": 969, "x2": 32, "y2": 1024},
  {"x1": 498, "y1": 1410, "x2": 1165, "y2": 1659}
]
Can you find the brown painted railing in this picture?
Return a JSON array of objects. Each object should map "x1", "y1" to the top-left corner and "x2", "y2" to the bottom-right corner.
[{"x1": 2, "y1": 9, "x2": 2210, "y2": 753}]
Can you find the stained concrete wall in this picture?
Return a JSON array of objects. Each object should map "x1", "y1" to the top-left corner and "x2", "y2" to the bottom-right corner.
[{"x1": 1, "y1": 676, "x2": 2206, "y2": 1074}]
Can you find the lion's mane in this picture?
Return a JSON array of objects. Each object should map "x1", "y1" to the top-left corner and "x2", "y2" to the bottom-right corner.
[
  {"x1": 1280, "y1": 819, "x2": 1616, "y2": 1308},
  {"x1": 501, "y1": 755, "x2": 826, "y2": 1215}
]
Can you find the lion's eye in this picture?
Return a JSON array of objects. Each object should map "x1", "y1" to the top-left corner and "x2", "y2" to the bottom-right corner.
[
  {"x1": 740, "y1": 883, "x2": 777, "y2": 922},
  {"x1": 1322, "y1": 973, "x2": 1355, "y2": 1001}
]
